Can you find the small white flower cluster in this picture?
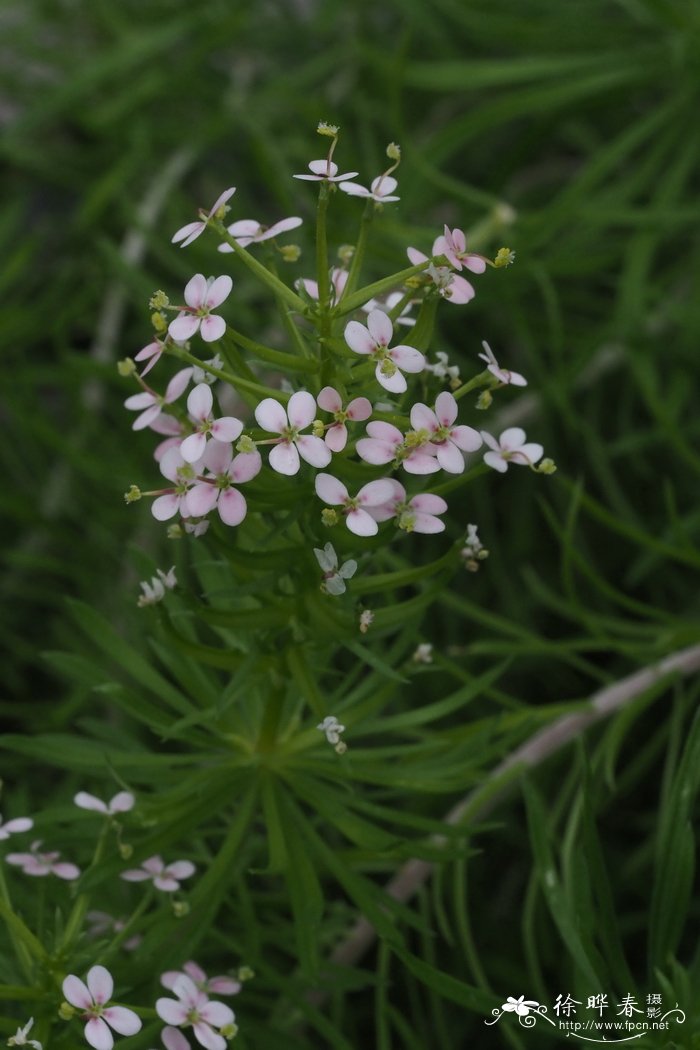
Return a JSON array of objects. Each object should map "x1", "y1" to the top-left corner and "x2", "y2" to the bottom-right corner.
[
  {"x1": 137, "y1": 566, "x2": 177, "y2": 607},
  {"x1": 317, "y1": 715, "x2": 347, "y2": 754}
]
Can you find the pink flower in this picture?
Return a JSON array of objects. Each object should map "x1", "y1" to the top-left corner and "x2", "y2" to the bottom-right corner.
[
  {"x1": 6, "y1": 841, "x2": 79, "y2": 880},
  {"x1": 297, "y1": 268, "x2": 347, "y2": 304},
  {"x1": 186, "y1": 441, "x2": 261, "y2": 526},
  {"x1": 293, "y1": 159, "x2": 358, "y2": 183},
  {"x1": 314, "y1": 473, "x2": 396, "y2": 536},
  {"x1": 409, "y1": 391, "x2": 482, "y2": 473},
  {"x1": 0, "y1": 814, "x2": 33, "y2": 840},
  {"x1": 121, "y1": 855, "x2": 195, "y2": 893},
  {"x1": 62, "y1": 965, "x2": 141, "y2": 1050},
  {"x1": 406, "y1": 247, "x2": 475, "y2": 304},
  {"x1": 168, "y1": 275, "x2": 233, "y2": 344},
  {"x1": 156, "y1": 975, "x2": 235, "y2": 1050},
  {"x1": 180, "y1": 384, "x2": 243, "y2": 463},
  {"x1": 478, "y1": 340, "x2": 527, "y2": 386},
  {"x1": 367, "y1": 479, "x2": 447, "y2": 534},
  {"x1": 481, "y1": 428, "x2": 544, "y2": 472},
  {"x1": 316, "y1": 386, "x2": 372, "y2": 452},
  {"x1": 134, "y1": 338, "x2": 165, "y2": 377},
  {"x1": 339, "y1": 175, "x2": 400, "y2": 202},
  {"x1": 124, "y1": 368, "x2": 192, "y2": 431},
  {"x1": 433, "y1": 225, "x2": 486, "y2": 274},
  {"x1": 171, "y1": 188, "x2": 236, "y2": 249},
  {"x1": 161, "y1": 961, "x2": 241, "y2": 997},
  {"x1": 255, "y1": 391, "x2": 331, "y2": 475},
  {"x1": 150, "y1": 447, "x2": 201, "y2": 522},
  {"x1": 344, "y1": 310, "x2": 425, "y2": 393},
  {"x1": 218, "y1": 216, "x2": 302, "y2": 251},
  {"x1": 74, "y1": 792, "x2": 135, "y2": 816},
  {"x1": 356, "y1": 421, "x2": 439, "y2": 475}
]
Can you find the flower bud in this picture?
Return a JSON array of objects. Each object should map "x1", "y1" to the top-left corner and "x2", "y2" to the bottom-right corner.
[
  {"x1": 311, "y1": 419, "x2": 325, "y2": 438},
  {"x1": 494, "y1": 247, "x2": 515, "y2": 268},
  {"x1": 334, "y1": 741, "x2": 347, "y2": 755},
  {"x1": 236, "y1": 434, "x2": 257, "y2": 454},
  {"x1": 118, "y1": 841, "x2": 133, "y2": 860},
  {"x1": 359, "y1": 610, "x2": 374, "y2": 634},
  {"x1": 172, "y1": 900, "x2": 190, "y2": 918},
  {"x1": 537, "y1": 458, "x2": 557, "y2": 475},
  {"x1": 337, "y1": 243, "x2": 354, "y2": 264},
  {"x1": 321, "y1": 509, "x2": 338, "y2": 527},
  {"x1": 386, "y1": 142, "x2": 401, "y2": 161},
  {"x1": 117, "y1": 357, "x2": 136, "y2": 377},
  {"x1": 124, "y1": 485, "x2": 142, "y2": 504},
  {"x1": 476, "y1": 390, "x2": 492, "y2": 411},
  {"x1": 220, "y1": 1023, "x2": 239, "y2": 1040},
  {"x1": 151, "y1": 311, "x2": 168, "y2": 333},
  {"x1": 237, "y1": 965, "x2": 255, "y2": 981},
  {"x1": 317, "y1": 121, "x2": 339, "y2": 137},
  {"x1": 58, "y1": 1002, "x2": 75, "y2": 1021},
  {"x1": 279, "y1": 244, "x2": 301, "y2": 263},
  {"x1": 149, "y1": 290, "x2": 170, "y2": 310},
  {"x1": 167, "y1": 524, "x2": 183, "y2": 539}
]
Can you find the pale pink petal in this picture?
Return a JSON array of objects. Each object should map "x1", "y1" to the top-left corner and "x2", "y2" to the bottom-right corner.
[
  {"x1": 228, "y1": 219, "x2": 262, "y2": 239},
  {"x1": 200, "y1": 1002, "x2": 234, "y2": 1026},
  {"x1": 199, "y1": 315, "x2": 226, "y2": 343},
  {"x1": 268, "y1": 441, "x2": 300, "y2": 475},
  {"x1": 357, "y1": 479, "x2": 397, "y2": 506},
  {"x1": 172, "y1": 221, "x2": 204, "y2": 246},
  {"x1": 479, "y1": 430, "x2": 500, "y2": 451},
  {"x1": 204, "y1": 275, "x2": 233, "y2": 309},
  {"x1": 370, "y1": 175, "x2": 398, "y2": 196},
  {"x1": 84, "y1": 1017, "x2": 114, "y2": 1050},
  {"x1": 186, "y1": 383, "x2": 213, "y2": 421},
  {"x1": 344, "y1": 320, "x2": 375, "y2": 356},
  {"x1": 287, "y1": 390, "x2": 316, "y2": 429},
  {"x1": 409, "y1": 403, "x2": 438, "y2": 432},
  {"x1": 192, "y1": 1023, "x2": 226, "y2": 1050},
  {"x1": 500, "y1": 427, "x2": 527, "y2": 449},
  {"x1": 309, "y1": 159, "x2": 338, "y2": 177},
  {"x1": 444, "y1": 274, "x2": 475, "y2": 304},
  {"x1": 160, "y1": 971, "x2": 181, "y2": 990},
  {"x1": 346, "y1": 508, "x2": 379, "y2": 536},
  {"x1": 314, "y1": 473, "x2": 349, "y2": 505},
  {"x1": 152, "y1": 494, "x2": 181, "y2": 521},
  {"x1": 464, "y1": 255, "x2": 486, "y2": 274},
  {"x1": 411, "y1": 494, "x2": 448, "y2": 516},
  {"x1": 484, "y1": 451, "x2": 509, "y2": 472},
  {"x1": 142, "y1": 856, "x2": 165, "y2": 874},
  {"x1": 86, "y1": 966, "x2": 113, "y2": 1007},
  {"x1": 132, "y1": 404, "x2": 162, "y2": 431},
  {"x1": 255, "y1": 397, "x2": 288, "y2": 434},
  {"x1": 165, "y1": 368, "x2": 193, "y2": 403},
  {"x1": 2, "y1": 817, "x2": 32, "y2": 833},
  {"x1": 172, "y1": 975, "x2": 202, "y2": 1007},
  {"x1": 366, "y1": 309, "x2": 393, "y2": 347},
  {"x1": 436, "y1": 441, "x2": 466, "y2": 473},
  {"x1": 102, "y1": 1007, "x2": 141, "y2": 1037},
  {"x1": 217, "y1": 490, "x2": 246, "y2": 527},
  {"x1": 332, "y1": 172, "x2": 360, "y2": 182},
  {"x1": 296, "y1": 434, "x2": 332, "y2": 468},
  {"x1": 108, "y1": 792, "x2": 135, "y2": 813},
  {"x1": 203, "y1": 439, "x2": 233, "y2": 474},
  {"x1": 435, "y1": 391, "x2": 458, "y2": 426},
  {"x1": 375, "y1": 363, "x2": 407, "y2": 394},
  {"x1": 154, "y1": 875, "x2": 181, "y2": 892},
  {"x1": 156, "y1": 998, "x2": 189, "y2": 1025},
  {"x1": 514, "y1": 443, "x2": 544, "y2": 465},
  {"x1": 403, "y1": 451, "x2": 440, "y2": 474},
  {"x1": 184, "y1": 274, "x2": 209, "y2": 309},
  {"x1": 299, "y1": 278, "x2": 319, "y2": 299},
  {"x1": 187, "y1": 484, "x2": 219, "y2": 517},
  {"x1": 120, "y1": 868, "x2": 152, "y2": 882},
  {"x1": 52, "y1": 862, "x2": 81, "y2": 880},
  {"x1": 208, "y1": 187, "x2": 236, "y2": 216},
  {"x1": 168, "y1": 314, "x2": 201, "y2": 342},
  {"x1": 183, "y1": 961, "x2": 207, "y2": 984},
  {"x1": 62, "y1": 974, "x2": 92, "y2": 1010},
  {"x1": 263, "y1": 216, "x2": 303, "y2": 239},
  {"x1": 211, "y1": 416, "x2": 243, "y2": 442},
  {"x1": 407, "y1": 247, "x2": 428, "y2": 265},
  {"x1": 124, "y1": 391, "x2": 155, "y2": 410},
  {"x1": 230, "y1": 450, "x2": 262, "y2": 482},
  {"x1": 162, "y1": 1027, "x2": 191, "y2": 1050},
  {"x1": 338, "y1": 182, "x2": 370, "y2": 197},
  {"x1": 366, "y1": 421, "x2": 402, "y2": 443},
  {"x1": 346, "y1": 397, "x2": 372, "y2": 421},
  {"x1": 325, "y1": 422, "x2": 348, "y2": 452},
  {"x1": 180, "y1": 432, "x2": 208, "y2": 463},
  {"x1": 317, "y1": 386, "x2": 342, "y2": 413},
  {"x1": 153, "y1": 415, "x2": 184, "y2": 438},
  {"x1": 208, "y1": 976, "x2": 242, "y2": 995},
  {"x1": 167, "y1": 860, "x2": 195, "y2": 880},
  {"x1": 74, "y1": 792, "x2": 108, "y2": 814},
  {"x1": 449, "y1": 425, "x2": 482, "y2": 452},
  {"x1": 388, "y1": 345, "x2": 425, "y2": 373},
  {"x1": 356, "y1": 437, "x2": 395, "y2": 465},
  {"x1": 413, "y1": 513, "x2": 445, "y2": 534}
]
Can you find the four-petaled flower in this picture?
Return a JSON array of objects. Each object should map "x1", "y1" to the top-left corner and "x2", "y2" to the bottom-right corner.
[
  {"x1": 407, "y1": 246, "x2": 476, "y2": 304},
  {"x1": 180, "y1": 384, "x2": 243, "y2": 464},
  {"x1": 0, "y1": 814, "x2": 33, "y2": 840},
  {"x1": 168, "y1": 275, "x2": 233, "y2": 344},
  {"x1": 481, "y1": 428, "x2": 544, "y2": 472},
  {"x1": 502, "y1": 996, "x2": 540, "y2": 1017},
  {"x1": 156, "y1": 975, "x2": 235, "y2": 1050},
  {"x1": 478, "y1": 340, "x2": 527, "y2": 387},
  {"x1": 314, "y1": 543, "x2": 357, "y2": 595},
  {"x1": 171, "y1": 188, "x2": 236, "y2": 249},
  {"x1": 344, "y1": 310, "x2": 425, "y2": 393},
  {"x1": 367, "y1": 479, "x2": 448, "y2": 534},
  {"x1": 62, "y1": 966, "x2": 142, "y2": 1050},
  {"x1": 409, "y1": 391, "x2": 482, "y2": 473},
  {"x1": 150, "y1": 448, "x2": 201, "y2": 522},
  {"x1": 161, "y1": 961, "x2": 241, "y2": 998},
  {"x1": 121, "y1": 855, "x2": 195, "y2": 893},
  {"x1": 6, "y1": 841, "x2": 79, "y2": 880},
  {"x1": 293, "y1": 159, "x2": 358, "y2": 183},
  {"x1": 8, "y1": 1018, "x2": 42, "y2": 1049},
  {"x1": 316, "y1": 386, "x2": 372, "y2": 452},
  {"x1": 433, "y1": 225, "x2": 486, "y2": 274},
  {"x1": 314, "y1": 474, "x2": 395, "y2": 536},
  {"x1": 340, "y1": 175, "x2": 400, "y2": 203},
  {"x1": 255, "y1": 392, "x2": 331, "y2": 475},
  {"x1": 218, "y1": 216, "x2": 302, "y2": 251},
  {"x1": 124, "y1": 368, "x2": 192, "y2": 431},
  {"x1": 356, "y1": 420, "x2": 439, "y2": 475},
  {"x1": 74, "y1": 792, "x2": 135, "y2": 816},
  {"x1": 186, "y1": 441, "x2": 261, "y2": 527}
]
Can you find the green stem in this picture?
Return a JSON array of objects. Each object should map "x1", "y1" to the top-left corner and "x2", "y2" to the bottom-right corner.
[
  {"x1": 167, "y1": 345, "x2": 290, "y2": 402},
  {"x1": 332, "y1": 261, "x2": 429, "y2": 318},
  {"x1": 60, "y1": 822, "x2": 111, "y2": 952},
  {"x1": 452, "y1": 369, "x2": 493, "y2": 401},
  {"x1": 226, "y1": 326, "x2": 318, "y2": 373},
  {"x1": 315, "y1": 182, "x2": 331, "y2": 320},
  {"x1": 267, "y1": 258, "x2": 316, "y2": 363},
  {"x1": 257, "y1": 670, "x2": 286, "y2": 752},
  {"x1": 341, "y1": 200, "x2": 374, "y2": 303},
  {"x1": 212, "y1": 221, "x2": 308, "y2": 315},
  {"x1": 0, "y1": 865, "x2": 42, "y2": 978},
  {"x1": 95, "y1": 889, "x2": 154, "y2": 967}
]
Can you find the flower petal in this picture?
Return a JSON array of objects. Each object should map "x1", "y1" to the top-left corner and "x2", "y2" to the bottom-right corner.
[
  {"x1": 317, "y1": 386, "x2": 342, "y2": 413},
  {"x1": 435, "y1": 441, "x2": 465, "y2": 473},
  {"x1": 346, "y1": 396, "x2": 372, "y2": 421},
  {"x1": 255, "y1": 397, "x2": 287, "y2": 434},
  {"x1": 218, "y1": 489, "x2": 247, "y2": 527},
  {"x1": 108, "y1": 792, "x2": 135, "y2": 813},
  {"x1": 314, "y1": 473, "x2": 348, "y2": 505},
  {"x1": 172, "y1": 221, "x2": 204, "y2": 246},
  {"x1": 102, "y1": 1006, "x2": 142, "y2": 1037},
  {"x1": 325, "y1": 422, "x2": 348, "y2": 452},
  {"x1": 500, "y1": 427, "x2": 527, "y2": 449},
  {"x1": 484, "y1": 451, "x2": 508, "y2": 472},
  {"x1": 74, "y1": 792, "x2": 108, "y2": 813},
  {"x1": 199, "y1": 315, "x2": 226, "y2": 343},
  {"x1": 388, "y1": 345, "x2": 425, "y2": 373},
  {"x1": 230, "y1": 450, "x2": 262, "y2": 482},
  {"x1": 449, "y1": 425, "x2": 482, "y2": 452},
  {"x1": 187, "y1": 383, "x2": 213, "y2": 421},
  {"x1": 186, "y1": 484, "x2": 219, "y2": 517},
  {"x1": 345, "y1": 508, "x2": 378, "y2": 536},
  {"x1": 168, "y1": 314, "x2": 201, "y2": 342},
  {"x1": 357, "y1": 479, "x2": 397, "y2": 506},
  {"x1": 167, "y1": 860, "x2": 196, "y2": 880},
  {"x1": 366, "y1": 310, "x2": 393, "y2": 347},
  {"x1": 200, "y1": 1002, "x2": 234, "y2": 1026},
  {"x1": 204, "y1": 275, "x2": 232, "y2": 309},
  {"x1": 162, "y1": 1027, "x2": 191, "y2": 1050},
  {"x1": 211, "y1": 416, "x2": 243, "y2": 442},
  {"x1": 344, "y1": 320, "x2": 374, "y2": 356},
  {"x1": 412, "y1": 512, "x2": 445, "y2": 534},
  {"x1": 296, "y1": 434, "x2": 332, "y2": 468},
  {"x1": 180, "y1": 432, "x2": 208, "y2": 464},
  {"x1": 84, "y1": 1017, "x2": 114, "y2": 1050},
  {"x1": 86, "y1": 965, "x2": 113, "y2": 1005},
  {"x1": 151, "y1": 494, "x2": 182, "y2": 521},
  {"x1": 156, "y1": 997, "x2": 189, "y2": 1025},
  {"x1": 269, "y1": 442, "x2": 300, "y2": 475},
  {"x1": 203, "y1": 439, "x2": 233, "y2": 474},
  {"x1": 409, "y1": 403, "x2": 437, "y2": 432},
  {"x1": 287, "y1": 390, "x2": 316, "y2": 429},
  {"x1": 62, "y1": 974, "x2": 92, "y2": 1010},
  {"x1": 375, "y1": 363, "x2": 407, "y2": 394},
  {"x1": 184, "y1": 274, "x2": 209, "y2": 309},
  {"x1": 435, "y1": 391, "x2": 458, "y2": 426},
  {"x1": 192, "y1": 1023, "x2": 226, "y2": 1050},
  {"x1": 52, "y1": 862, "x2": 81, "y2": 879}
]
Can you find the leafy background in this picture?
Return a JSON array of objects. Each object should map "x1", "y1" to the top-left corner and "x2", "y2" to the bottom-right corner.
[{"x1": 1, "y1": 0, "x2": 700, "y2": 1046}]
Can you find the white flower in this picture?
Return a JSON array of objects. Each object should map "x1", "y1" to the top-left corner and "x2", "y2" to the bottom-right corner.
[
  {"x1": 478, "y1": 341, "x2": 527, "y2": 387},
  {"x1": 156, "y1": 975, "x2": 235, "y2": 1050},
  {"x1": 317, "y1": 716, "x2": 345, "y2": 746},
  {"x1": 121, "y1": 856, "x2": 195, "y2": 893},
  {"x1": 0, "y1": 814, "x2": 33, "y2": 840},
  {"x1": 424, "y1": 350, "x2": 460, "y2": 382},
  {"x1": 481, "y1": 428, "x2": 544, "y2": 472},
  {"x1": 74, "y1": 792, "x2": 135, "y2": 816},
  {"x1": 62, "y1": 966, "x2": 142, "y2": 1050},
  {"x1": 339, "y1": 174, "x2": 400, "y2": 203},
  {"x1": 313, "y1": 543, "x2": 357, "y2": 595},
  {"x1": 413, "y1": 643, "x2": 433, "y2": 664},
  {"x1": 502, "y1": 995, "x2": 540, "y2": 1017},
  {"x1": 137, "y1": 567, "x2": 177, "y2": 607},
  {"x1": 8, "y1": 1018, "x2": 42, "y2": 1049},
  {"x1": 359, "y1": 610, "x2": 374, "y2": 633},
  {"x1": 191, "y1": 354, "x2": 223, "y2": 386}
]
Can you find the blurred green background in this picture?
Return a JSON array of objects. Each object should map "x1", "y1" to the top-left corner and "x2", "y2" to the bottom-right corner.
[{"x1": 2, "y1": 0, "x2": 700, "y2": 1043}]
